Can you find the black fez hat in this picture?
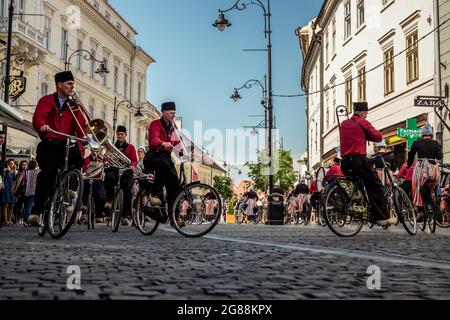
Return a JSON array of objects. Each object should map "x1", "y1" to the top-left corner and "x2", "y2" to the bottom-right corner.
[
  {"x1": 55, "y1": 71, "x2": 74, "y2": 83},
  {"x1": 353, "y1": 102, "x2": 368, "y2": 112},
  {"x1": 116, "y1": 125, "x2": 127, "y2": 134},
  {"x1": 161, "y1": 102, "x2": 176, "y2": 111},
  {"x1": 334, "y1": 157, "x2": 341, "y2": 164}
]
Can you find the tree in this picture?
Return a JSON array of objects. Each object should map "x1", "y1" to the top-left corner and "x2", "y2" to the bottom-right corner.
[
  {"x1": 213, "y1": 175, "x2": 234, "y2": 201},
  {"x1": 245, "y1": 148, "x2": 297, "y2": 193}
]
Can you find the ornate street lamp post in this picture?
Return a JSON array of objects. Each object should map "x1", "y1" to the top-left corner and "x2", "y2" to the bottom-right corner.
[
  {"x1": 112, "y1": 97, "x2": 144, "y2": 132},
  {"x1": 213, "y1": 0, "x2": 274, "y2": 193},
  {"x1": 64, "y1": 42, "x2": 109, "y2": 75}
]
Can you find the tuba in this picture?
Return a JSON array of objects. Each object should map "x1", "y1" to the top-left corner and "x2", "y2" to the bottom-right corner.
[{"x1": 67, "y1": 94, "x2": 131, "y2": 179}]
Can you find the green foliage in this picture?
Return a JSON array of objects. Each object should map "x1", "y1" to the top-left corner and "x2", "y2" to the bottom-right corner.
[
  {"x1": 213, "y1": 175, "x2": 234, "y2": 200},
  {"x1": 245, "y1": 148, "x2": 296, "y2": 193}
]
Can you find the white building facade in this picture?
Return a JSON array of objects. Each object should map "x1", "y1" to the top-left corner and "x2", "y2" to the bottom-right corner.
[
  {"x1": 299, "y1": 0, "x2": 439, "y2": 172},
  {"x1": 0, "y1": 0, "x2": 155, "y2": 156}
]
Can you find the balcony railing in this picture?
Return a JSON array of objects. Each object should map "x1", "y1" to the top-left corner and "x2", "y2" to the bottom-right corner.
[{"x1": 0, "y1": 17, "x2": 46, "y2": 48}]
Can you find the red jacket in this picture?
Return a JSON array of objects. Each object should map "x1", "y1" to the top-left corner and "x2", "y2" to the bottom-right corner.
[
  {"x1": 323, "y1": 164, "x2": 344, "y2": 184},
  {"x1": 114, "y1": 142, "x2": 138, "y2": 168},
  {"x1": 148, "y1": 119, "x2": 181, "y2": 154},
  {"x1": 32, "y1": 93, "x2": 87, "y2": 140},
  {"x1": 397, "y1": 161, "x2": 415, "y2": 182},
  {"x1": 340, "y1": 114, "x2": 382, "y2": 157},
  {"x1": 309, "y1": 180, "x2": 318, "y2": 194}
]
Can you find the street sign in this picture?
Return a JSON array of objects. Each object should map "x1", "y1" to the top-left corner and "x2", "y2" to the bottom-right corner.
[
  {"x1": 397, "y1": 118, "x2": 421, "y2": 150},
  {"x1": 414, "y1": 96, "x2": 446, "y2": 108}
]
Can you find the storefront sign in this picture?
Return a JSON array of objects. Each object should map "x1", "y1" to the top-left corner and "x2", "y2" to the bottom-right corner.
[
  {"x1": 397, "y1": 118, "x2": 421, "y2": 149},
  {"x1": 414, "y1": 96, "x2": 446, "y2": 108},
  {"x1": 9, "y1": 71, "x2": 26, "y2": 102},
  {"x1": 388, "y1": 136, "x2": 403, "y2": 144}
]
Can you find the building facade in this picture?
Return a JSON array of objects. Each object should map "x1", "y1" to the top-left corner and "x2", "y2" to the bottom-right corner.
[
  {"x1": 440, "y1": 0, "x2": 450, "y2": 162},
  {"x1": 299, "y1": 0, "x2": 438, "y2": 172},
  {"x1": 0, "y1": 0, "x2": 155, "y2": 156}
]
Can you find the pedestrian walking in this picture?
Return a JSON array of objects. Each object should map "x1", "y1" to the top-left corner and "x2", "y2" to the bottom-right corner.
[{"x1": 2, "y1": 159, "x2": 17, "y2": 226}]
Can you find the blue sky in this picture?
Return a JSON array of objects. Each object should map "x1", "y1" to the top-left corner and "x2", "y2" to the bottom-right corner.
[{"x1": 109, "y1": 0, "x2": 322, "y2": 183}]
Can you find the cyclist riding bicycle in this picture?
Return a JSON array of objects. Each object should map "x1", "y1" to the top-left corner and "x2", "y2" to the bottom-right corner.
[
  {"x1": 408, "y1": 123, "x2": 443, "y2": 209},
  {"x1": 322, "y1": 157, "x2": 344, "y2": 185},
  {"x1": 339, "y1": 102, "x2": 395, "y2": 226},
  {"x1": 373, "y1": 141, "x2": 397, "y2": 186},
  {"x1": 397, "y1": 160, "x2": 417, "y2": 200},
  {"x1": 29, "y1": 71, "x2": 86, "y2": 226},
  {"x1": 242, "y1": 187, "x2": 258, "y2": 217}
]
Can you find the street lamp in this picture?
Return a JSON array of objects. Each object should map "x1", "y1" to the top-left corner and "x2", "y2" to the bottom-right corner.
[
  {"x1": 113, "y1": 97, "x2": 145, "y2": 132},
  {"x1": 231, "y1": 76, "x2": 268, "y2": 121},
  {"x1": 223, "y1": 162, "x2": 242, "y2": 177},
  {"x1": 64, "y1": 42, "x2": 109, "y2": 75},
  {"x1": 214, "y1": 0, "x2": 274, "y2": 193}
]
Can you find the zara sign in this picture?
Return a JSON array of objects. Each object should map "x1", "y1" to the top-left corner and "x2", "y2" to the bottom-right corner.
[{"x1": 414, "y1": 96, "x2": 446, "y2": 108}]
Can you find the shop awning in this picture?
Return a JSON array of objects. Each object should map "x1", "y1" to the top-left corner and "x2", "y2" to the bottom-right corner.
[{"x1": 0, "y1": 99, "x2": 38, "y2": 137}]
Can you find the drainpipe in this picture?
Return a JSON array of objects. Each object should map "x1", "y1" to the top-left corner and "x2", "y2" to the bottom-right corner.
[{"x1": 434, "y1": 0, "x2": 443, "y2": 146}]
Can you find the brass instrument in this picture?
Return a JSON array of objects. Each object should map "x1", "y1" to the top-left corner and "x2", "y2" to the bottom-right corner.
[{"x1": 67, "y1": 93, "x2": 131, "y2": 179}]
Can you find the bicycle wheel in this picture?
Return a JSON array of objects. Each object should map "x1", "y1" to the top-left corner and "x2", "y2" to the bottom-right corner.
[
  {"x1": 293, "y1": 211, "x2": 300, "y2": 225},
  {"x1": 38, "y1": 211, "x2": 47, "y2": 237},
  {"x1": 133, "y1": 189, "x2": 160, "y2": 236},
  {"x1": 316, "y1": 167, "x2": 326, "y2": 192},
  {"x1": 235, "y1": 210, "x2": 244, "y2": 224},
  {"x1": 393, "y1": 186, "x2": 417, "y2": 236},
  {"x1": 303, "y1": 204, "x2": 311, "y2": 226},
  {"x1": 317, "y1": 204, "x2": 326, "y2": 226},
  {"x1": 436, "y1": 195, "x2": 450, "y2": 228},
  {"x1": 324, "y1": 184, "x2": 363, "y2": 237},
  {"x1": 111, "y1": 189, "x2": 123, "y2": 233},
  {"x1": 47, "y1": 169, "x2": 83, "y2": 239},
  {"x1": 171, "y1": 183, "x2": 222, "y2": 238},
  {"x1": 87, "y1": 194, "x2": 95, "y2": 230},
  {"x1": 427, "y1": 199, "x2": 437, "y2": 233}
]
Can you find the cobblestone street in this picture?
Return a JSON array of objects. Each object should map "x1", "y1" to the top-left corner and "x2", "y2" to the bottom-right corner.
[{"x1": 1, "y1": 223, "x2": 450, "y2": 300}]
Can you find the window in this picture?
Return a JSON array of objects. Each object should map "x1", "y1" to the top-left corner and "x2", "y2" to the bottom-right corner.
[
  {"x1": 116, "y1": 23, "x2": 121, "y2": 31},
  {"x1": 89, "y1": 104, "x2": 94, "y2": 117},
  {"x1": 101, "y1": 106, "x2": 106, "y2": 121},
  {"x1": 357, "y1": 67, "x2": 366, "y2": 102},
  {"x1": 61, "y1": 28, "x2": 68, "y2": 59},
  {"x1": 90, "y1": 49, "x2": 96, "y2": 78},
  {"x1": 137, "y1": 81, "x2": 142, "y2": 103},
  {"x1": 315, "y1": 122, "x2": 318, "y2": 151},
  {"x1": 17, "y1": 0, "x2": 25, "y2": 21},
  {"x1": 406, "y1": 31, "x2": 419, "y2": 84},
  {"x1": 1, "y1": 0, "x2": 6, "y2": 17},
  {"x1": 41, "y1": 83, "x2": 48, "y2": 96},
  {"x1": 126, "y1": 32, "x2": 131, "y2": 39},
  {"x1": 384, "y1": 47, "x2": 394, "y2": 95},
  {"x1": 310, "y1": 128, "x2": 314, "y2": 152},
  {"x1": 114, "y1": 66, "x2": 118, "y2": 92},
  {"x1": 76, "y1": 40, "x2": 82, "y2": 70},
  {"x1": 102, "y1": 59, "x2": 108, "y2": 86},
  {"x1": 357, "y1": 0, "x2": 364, "y2": 27},
  {"x1": 93, "y1": 0, "x2": 99, "y2": 10},
  {"x1": 332, "y1": 18, "x2": 336, "y2": 54},
  {"x1": 105, "y1": 12, "x2": 111, "y2": 21},
  {"x1": 44, "y1": 17, "x2": 51, "y2": 50},
  {"x1": 345, "y1": 76, "x2": 353, "y2": 113},
  {"x1": 137, "y1": 128, "x2": 141, "y2": 147},
  {"x1": 325, "y1": 30, "x2": 329, "y2": 65},
  {"x1": 332, "y1": 85, "x2": 336, "y2": 124},
  {"x1": 344, "y1": 1, "x2": 351, "y2": 39},
  {"x1": 325, "y1": 90, "x2": 330, "y2": 130},
  {"x1": 124, "y1": 72, "x2": 128, "y2": 98}
]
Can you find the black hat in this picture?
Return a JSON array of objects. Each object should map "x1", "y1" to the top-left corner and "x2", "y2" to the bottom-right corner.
[
  {"x1": 55, "y1": 71, "x2": 74, "y2": 83},
  {"x1": 161, "y1": 102, "x2": 176, "y2": 111},
  {"x1": 334, "y1": 157, "x2": 341, "y2": 164},
  {"x1": 116, "y1": 125, "x2": 127, "y2": 134},
  {"x1": 353, "y1": 102, "x2": 368, "y2": 112}
]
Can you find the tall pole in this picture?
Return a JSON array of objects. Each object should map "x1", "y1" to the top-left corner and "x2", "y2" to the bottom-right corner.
[
  {"x1": 267, "y1": 0, "x2": 274, "y2": 194},
  {"x1": 4, "y1": 0, "x2": 14, "y2": 104},
  {"x1": 113, "y1": 96, "x2": 117, "y2": 132}
]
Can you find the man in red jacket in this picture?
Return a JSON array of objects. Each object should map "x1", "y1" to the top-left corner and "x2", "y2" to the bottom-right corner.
[
  {"x1": 144, "y1": 102, "x2": 181, "y2": 210},
  {"x1": 104, "y1": 125, "x2": 137, "y2": 223},
  {"x1": 340, "y1": 102, "x2": 394, "y2": 226},
  {"x1": 322, "y1": 157, "x2": 344, "y2": 185},
  {"x1": 29, "y1": 71, "x2": 87, "y2": 224}
]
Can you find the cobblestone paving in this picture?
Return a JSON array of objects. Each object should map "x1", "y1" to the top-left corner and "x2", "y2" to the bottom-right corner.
[{"x1": 1, "y1": 223, "x2": 449, "y2": 300}]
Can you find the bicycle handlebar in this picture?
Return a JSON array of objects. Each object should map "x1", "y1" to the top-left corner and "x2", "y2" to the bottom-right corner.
[
  {"x1": 369, "y1": 150, "x2": 394, "y2": 160},
  {"x1": 47, "y1": 128, "x2": 88, "y2": 143}
]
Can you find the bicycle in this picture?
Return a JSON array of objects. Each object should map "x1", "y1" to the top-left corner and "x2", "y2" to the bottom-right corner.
[
  {"x1": 436, "y1": 163, "x2": 450, "y2": 228},
  {"x1": 110, "y1": 167, "x2": 134, "y2": 233},
  {"x1": 134, "y1": 158, "x2": 222, "y2": 238},
  {"x1": 37, "y1": 129, "x2": 85, "y2": 239},
  {"x1": 323, "y1": 151, "x2": 417, "y2": 237},
  {"x1": 314, "y1": 167, "x2": 327, "y2": 227}
]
